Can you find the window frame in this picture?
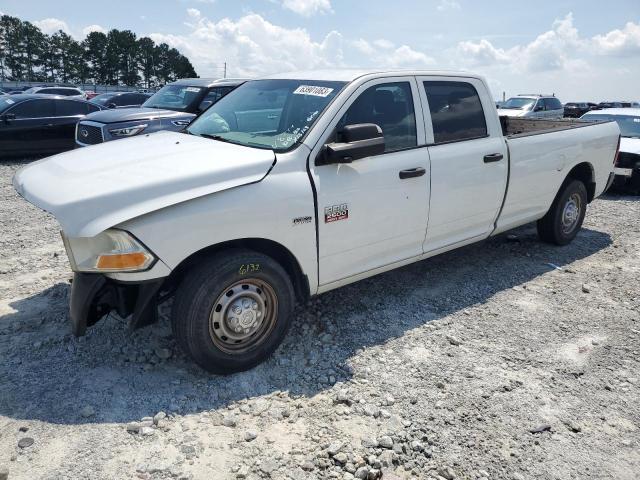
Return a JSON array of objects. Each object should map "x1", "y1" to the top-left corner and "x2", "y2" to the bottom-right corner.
[
  {"x1": 316, "y1": 76, "x2": 426, "y2": 161},
  {"x1": 419, "y1": 79, "x2": 490, "y2": 146},
  {"x1": 53, "y1": 99, "x2": 90, "y2": 117},
  {"x1": 7, "y1": 98, "x2": 56, "y2": 119}
]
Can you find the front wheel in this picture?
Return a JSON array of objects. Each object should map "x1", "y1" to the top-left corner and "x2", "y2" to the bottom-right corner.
[
  {"x1": 172, "y1": 250, "x2": 295, "y2": 374},
  {"x1": 537, "y1": 179, "x2": 588, "y2": 245}
]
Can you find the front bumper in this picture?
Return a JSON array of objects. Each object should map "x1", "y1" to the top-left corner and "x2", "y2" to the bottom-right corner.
[{"x1": 69, "y1": 273, "x2": 164, "y2": 336}]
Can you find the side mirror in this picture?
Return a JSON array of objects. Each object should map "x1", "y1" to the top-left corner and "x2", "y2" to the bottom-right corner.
[
  {"x1": 317, "y1": 123, "x2": 385, "y2": 165},
  {"x1": 107, "y1": 103, "x2": 117, "y2": 109},
  {"x1": 198, "y1": 100, "x2": 213, "y2": 112}
]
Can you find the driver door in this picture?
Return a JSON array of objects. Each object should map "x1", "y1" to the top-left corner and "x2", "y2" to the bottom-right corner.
[{"x1": 309, "y1": 77, "x2": 430, "y2": 287}]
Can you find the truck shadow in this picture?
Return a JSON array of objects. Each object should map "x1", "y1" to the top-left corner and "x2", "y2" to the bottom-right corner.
[{"x1": 0, "y1": 224, "x2": 612, "y2": 425}]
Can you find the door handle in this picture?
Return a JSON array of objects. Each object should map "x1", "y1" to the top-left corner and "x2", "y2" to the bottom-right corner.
[
  {"x1": 399, "y1": 167, "x2": 426, "y2": 179},
  {"x1": 483, "y1": 153, "x2": 504, "y2": 163}
]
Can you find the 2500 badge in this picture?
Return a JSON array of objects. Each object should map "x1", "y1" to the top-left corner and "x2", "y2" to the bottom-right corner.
[{"x1": 324, "y1": 204, "x2": 348, "y2": 223}]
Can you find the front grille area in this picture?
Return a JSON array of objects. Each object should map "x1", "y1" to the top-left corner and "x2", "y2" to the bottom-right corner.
[
  {"x1": 617, "y1": 152, "x2": 640, "y2": 169},
  {"x1": 76, "y1": 123, "x2": 104, "y2": 145}
]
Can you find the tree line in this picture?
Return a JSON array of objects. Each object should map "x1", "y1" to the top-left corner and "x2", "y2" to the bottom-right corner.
[{"x1": 0, "y1": 15, "x2": 198, "y2": 87}]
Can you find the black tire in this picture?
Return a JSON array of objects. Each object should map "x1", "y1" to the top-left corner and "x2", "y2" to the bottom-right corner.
[
  {"x1": 537, "y1": 179, "x2": 588, "y2": 246},
  {"x1": 171, "y1": 249, "x2": 295, "y2": 374}
]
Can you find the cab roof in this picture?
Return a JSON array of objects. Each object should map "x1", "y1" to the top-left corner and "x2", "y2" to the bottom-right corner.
[
  {"x1": 170, "y1": 78, "x2": 248, "y2": 88},
  {"x1": 264, "y1": 69, "x2": 479, "y2": 82}
]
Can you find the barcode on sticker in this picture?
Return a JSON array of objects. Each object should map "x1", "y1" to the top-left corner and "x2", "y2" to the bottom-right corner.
[{"x1": 293, "y1": 85, "x2": 334, "y2": 97}]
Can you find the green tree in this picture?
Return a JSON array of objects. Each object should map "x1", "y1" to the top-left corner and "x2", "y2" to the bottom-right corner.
[{"x1": 0, "y1": 14, "x2": 198, "y2": 86}]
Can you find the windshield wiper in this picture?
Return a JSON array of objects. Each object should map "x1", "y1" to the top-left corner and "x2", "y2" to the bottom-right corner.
[{"x1": 198, "y1": 133, "x2": 235, "y2": 144}]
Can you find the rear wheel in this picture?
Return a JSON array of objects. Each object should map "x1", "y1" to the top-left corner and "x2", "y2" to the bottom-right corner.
[
  {"x1": 172, "y1": 250, "x2": 295, "y2": 374},
  {"x1": 537, "y1": 179, "x2": 587, "y2": 245}
]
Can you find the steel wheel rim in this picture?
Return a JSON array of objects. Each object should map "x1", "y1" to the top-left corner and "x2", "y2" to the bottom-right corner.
[
  {"x1": 561, "y1": 193, "x2": 582, "y2": 235},
  {"x1": 209, "y1": 279, "x2": 278, "y2": 354}
]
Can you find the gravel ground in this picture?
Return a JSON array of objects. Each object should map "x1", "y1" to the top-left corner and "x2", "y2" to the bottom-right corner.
[{"x1": 0, "y1": 159, "x2": 639, "y2": 480}]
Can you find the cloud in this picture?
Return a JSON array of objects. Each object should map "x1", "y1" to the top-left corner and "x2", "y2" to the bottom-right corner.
[
  {"x1": 456, "y1": 13, "x2": 640, "y2": 76},
  {"x1": 353, "y1": 38, "x2": 435, "y2": 68},
  {"x1": 455, "y1": 13, "x2": 584, "y2": 73},
  {"x1": 187, "y1": 8, "x2": 201, "y2": 18},
  {"x1": 82, "y1": 24, "x2": 107, "y2": 36},
  {"x1": 281, "y1": 0, "x2": 333, "y2": 17},
  {"x1": 457, "y1": 39, "x2": 509, "y2": 67},
  {"x1": 592, "y1": 21, "x2": 640, "y2": 56},
  {"x1": 437, "y1": 0, "x2": 461, "y2": 12},
  {"x1": 149, "y1": 11, "x2": 434, "y2": 78},
  {"x1": 33, "y1": 17, "x2": 72, "y2": 35}
]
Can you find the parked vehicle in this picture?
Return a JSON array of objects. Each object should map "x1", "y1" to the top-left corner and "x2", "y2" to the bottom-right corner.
[
  {"x1": 90, "y1": 92, "x2": 151, "y2": 109},
  {"x1": 23, "y1": 86, "x2": 87, "y2": 99},
  {"x1": 564, "y1": 102, "x2": 597, "y2": 118},
  {"x1": 581, "y1": 108, "x2": 640, "y2": 193},
  {"x1": 75, "y1": 78, "x2": 245, "y2": 147},
  {"x1": 498, "y1": 94, "x2": 564, "y2": 119},
  {"x1": 594, "y1": 101, "x2": 640, "y2": 110},
  {"x1": 0, "y1": 95, "x2": 104, "y2": 157},
  {"x1": 13, "y1": 70, "x2": 620, "y2": 373}
]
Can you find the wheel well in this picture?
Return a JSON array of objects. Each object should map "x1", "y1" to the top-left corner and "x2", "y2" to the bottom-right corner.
[
  {"x1": 566, "y1": 162, "x2": 596, "y2": 202},
  {"x1": 167, "y1": 238, "x2": 310, "y2": 303}
]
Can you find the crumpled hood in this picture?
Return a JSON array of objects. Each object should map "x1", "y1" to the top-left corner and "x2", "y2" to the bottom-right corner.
[
  {"x1": 13, "y1": 131, "x2": 276, "y2": 237},
  {"x1": 84, "y1": 107, "x2": 194, "y2": 124},
  {"x1": 620, "y1": 137, "x2": 640, "y2": 155},
  {"x1": 497, "y1": 109, "x2": 527, "y2": 117}
]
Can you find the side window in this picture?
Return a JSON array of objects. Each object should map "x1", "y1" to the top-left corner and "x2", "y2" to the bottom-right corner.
[
  {"x1": 204, "y1": 87, "x2": 233, "y2": 104},
  {"x1": 113, "y1": 94, "x2": 130, "y2": 106},
  {"x1": 423, "y1": 81, "x2": 487, "y2": 144},
  {"x1": 9, "y1": 99, "x2": 55, "y2": 118},
  {"x1": 55, "y1": 100, "x2": 88, "y2": 116},
  {"x1": 536, "y1": 99, "x2": 546, "y2": 111},
  {"x1": 547, "y1": 98, "x2": 562, "y2": 110},
  {"x1": 337, "y1": 82, "x2": 417, "y2": 152}
]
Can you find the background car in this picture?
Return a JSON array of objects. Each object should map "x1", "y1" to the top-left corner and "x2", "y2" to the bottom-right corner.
[
  {"x1": 497, "y1": 94, "x2": 564, "y2": 119},
  {"x1": 581, "y1": 108, "x2": 640, "y2": 193},
  {"x1": 23, "y1": 86, "x2": 87, "y2": 99},
  {"x1": 563, "y1": 102, "x2": 597, "y2": 118},
  {"x1": 76, "y1": 77, "x2": 245, "y2": 147},
  {"x1": 0, "y1": 94, "x2": 104, "y2": 158},
  {"x1": 90, "y1": 91, "x2": 151, "y2": 109},
  {"x1": 594, "y1": 101, "x2": 640, "y2": 110}
]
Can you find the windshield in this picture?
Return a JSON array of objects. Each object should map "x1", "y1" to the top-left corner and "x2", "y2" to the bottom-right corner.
[
  {"x1": 582, "y1": 113, "x2": 640, "y2": 138},
  {"x1": 501, "y1": 97, "x2": 536, "y2": 110},
  {"x1": 142, "y1": 84, "x2": 205, "y2": 112},
  {"x1": 186, "y1": 79, "x2": 346, "y2": 151}
]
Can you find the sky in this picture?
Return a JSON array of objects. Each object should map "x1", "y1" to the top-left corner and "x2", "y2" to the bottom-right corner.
[{"x1": 1, "y1": 0, "x2": 639, "y2": 101}]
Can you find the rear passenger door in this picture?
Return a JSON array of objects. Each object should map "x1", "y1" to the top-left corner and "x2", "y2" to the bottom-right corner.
[{"x1": 418, "y1": 78, "x2": 508, "y2": 252}]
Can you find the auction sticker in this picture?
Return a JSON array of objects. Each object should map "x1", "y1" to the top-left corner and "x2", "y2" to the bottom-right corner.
[{"x1": 294, "y1": 85, "x2": 334, "y2": 97}]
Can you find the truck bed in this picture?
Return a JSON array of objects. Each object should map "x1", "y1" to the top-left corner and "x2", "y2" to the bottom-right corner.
[{"x1": 500, "y1": 116, "x2": 600, "y2": 138}]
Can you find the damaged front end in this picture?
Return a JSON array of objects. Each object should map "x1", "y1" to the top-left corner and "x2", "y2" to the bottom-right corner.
[{"x1": 70, "y1": 273, "x2": 164, "y2": 336}]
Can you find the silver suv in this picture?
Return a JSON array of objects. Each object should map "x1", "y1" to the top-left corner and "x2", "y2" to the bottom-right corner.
[{"x1": 497, "y1": 94, "x2": 564, "y2": 119}]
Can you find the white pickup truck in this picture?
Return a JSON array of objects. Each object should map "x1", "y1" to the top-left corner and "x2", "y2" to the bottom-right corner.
[{"x1": 13, "y1": 70, "x2": 620, "y2": 373}]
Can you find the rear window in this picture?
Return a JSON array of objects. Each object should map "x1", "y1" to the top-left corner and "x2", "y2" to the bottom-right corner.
[{"x1": 423, "y1": 81, "x2": 487, "y2": 144}]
